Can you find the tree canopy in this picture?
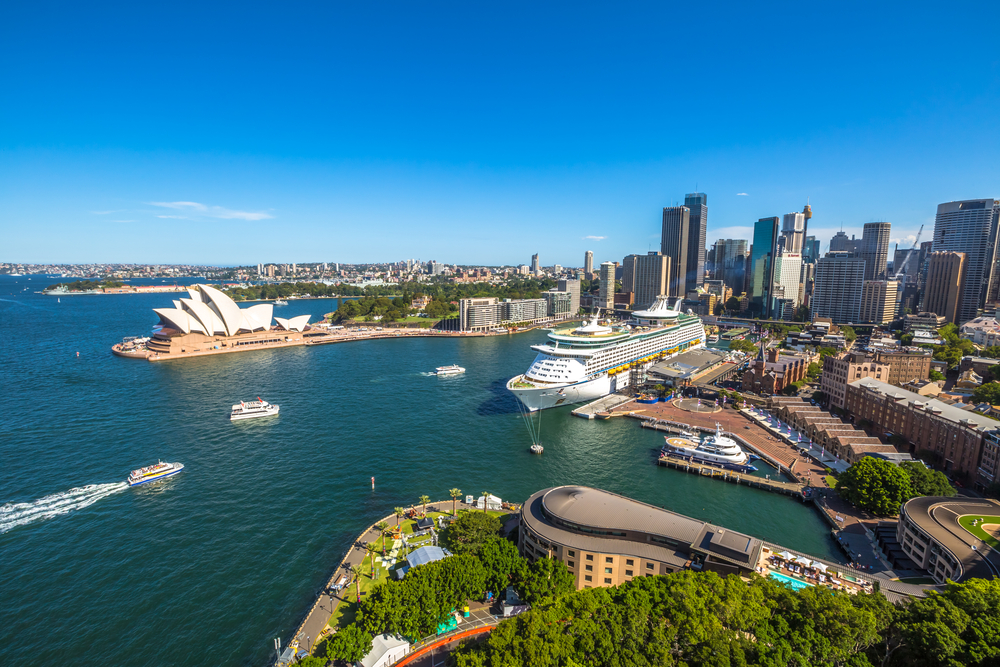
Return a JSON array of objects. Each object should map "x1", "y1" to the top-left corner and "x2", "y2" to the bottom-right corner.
[
  {"x1": 899, "y1": 461, "x2": 956, "y2": 497},
  {"x1": 972, "y1": 382, "x2": 1000, "y2": 406},
  {"x1": 728, "y1": 339, "x2": 758, "y2": 355},
  {"x1": 837, "y1": 457, "x2": 915, "y2": 516},
  {"x1": 444, "y1": 511, "x2": 503, "y2": 556},
  {"x1": 325, "y1": 623, "x2": 372, "y2": 663}
]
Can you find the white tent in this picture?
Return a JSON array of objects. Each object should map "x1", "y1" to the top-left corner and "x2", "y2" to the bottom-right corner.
[
  {"x1": 813, "y1": 562, "x2": 829, "y2": 572},
  {"x1": 475, "y1": 494, "x2": 502, "y2": 511},
  {"x1": 779, "y1": 551, "x2": 795, "y2": 560},
  {"x1": 793, "y1": 555, "x2": 813, "y2": 566}
]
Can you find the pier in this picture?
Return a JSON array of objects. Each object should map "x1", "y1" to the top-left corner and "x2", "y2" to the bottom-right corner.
[
  {"x1": 655, "y1": 454, "x2": 809, "y2": 499},
  {"x1": 570, "y1": 393, "x2": 636, "y2": 419}
]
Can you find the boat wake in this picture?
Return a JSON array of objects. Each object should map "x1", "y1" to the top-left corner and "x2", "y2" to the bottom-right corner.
[{"x1": 0, "y1": 482, "x2": 128, "y2": 534}]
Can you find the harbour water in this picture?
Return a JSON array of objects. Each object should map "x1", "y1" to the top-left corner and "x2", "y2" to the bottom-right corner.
[{"x1": 0, "y1": 276, "x2": 837, "y2": 666}]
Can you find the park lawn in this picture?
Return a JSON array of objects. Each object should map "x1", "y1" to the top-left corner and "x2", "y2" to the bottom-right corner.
[
  {"x1": 958, "y1": 514, "x2": 1000, "y2": 550},
  {"x1": 324, "y1": 507, "x2": 513, "y2": 634},
  {"x1": 824, "y1": 476, "x2": 838, "y2": 489},
  {"x1": 898, "y1": 576, "x2": 937, "y2": 585}
]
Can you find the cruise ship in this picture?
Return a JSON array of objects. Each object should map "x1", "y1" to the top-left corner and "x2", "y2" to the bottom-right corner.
[
  {"x1": 661, "y1": 424, "x2": 757, "y2": 473},
  {"x1": 230, "y1": 398, "x2": 280, "y2": 421},
  {"x1": 506, "y1": 296, "x2": 705, "y2": 411},
  {"x1": 128, "y1": 461, "x2": 184, "y2": 487}
]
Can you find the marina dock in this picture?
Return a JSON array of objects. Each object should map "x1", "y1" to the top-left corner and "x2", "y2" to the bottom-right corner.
[
  {"x1": 570, "y1": 393, "x2": 636, "y2": 419},
  {"x1": 656, "y1": 454, "x2": 810, "y2": 499}
]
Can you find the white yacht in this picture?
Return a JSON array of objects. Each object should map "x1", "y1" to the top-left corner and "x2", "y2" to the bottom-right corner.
[
  {"x1": 230, "y1": 398, "x2": 280, "y2": 421},
  {"x1": 434, "y1": 365, "x2": 466, "y2": 376},
  {"x1": 661, "y1": 423, "x2": 757, "y2": 473},
  {"x1": 707, "y1": 334, "x2": 720, "y2": 343},
  {"x1": 273, "y1": 299, "x2": 288, "y2": 306},
  {"x1": 128, "y1": 461, "x2": 184, "y2": 487},
  {"x1": 506, "y1": 296, "x2": 705, "y2": 411}
]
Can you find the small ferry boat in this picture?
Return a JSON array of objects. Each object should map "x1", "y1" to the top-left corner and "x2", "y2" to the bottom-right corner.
[
  {"x1": 434, "y1": 365, "x2": 466, "y2": 376},
  {"x1": 128, "y1": 461, "x2": 184, "y2": 487},
  {"x1": 273, "y1": 299, "x2": 288, "y2": 306},
  {"x1": 530, "y1": 444, "x2": 544, "y2": 454},
  {"x1": 230, "y1": 398, "x2": 280, "y2": 421},
  {"x1": 707, "y1": 334, "x2": 720, "y2": 343},
  {"x1": 661, "y1": 423, "x2": 757, "y2": 473}
]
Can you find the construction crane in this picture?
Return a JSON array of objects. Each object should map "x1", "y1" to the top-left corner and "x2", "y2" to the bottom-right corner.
[{"x1": 893, "y1": 224, "x2": 924, "y2": 281}]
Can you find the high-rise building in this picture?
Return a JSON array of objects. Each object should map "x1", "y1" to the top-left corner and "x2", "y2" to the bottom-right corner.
[
  {"x1": 803, "y1": 236, "x2": 821, "y2": 264},
  {"x1": 684, "y1": 193, "x2": 708, "y2": 292},
  {"x1": 554, "y1": 264, "x2": 562, "y2": 275},
  {"x1": 924, "y1": 251, "x2": 966, "y2": 324},
  {"x1": 780, "y1": 212, "x2": 806, "y2": 253},
  {"x1": 749, "y1": 217, "x2": 780, "y2": 317},
  {"x1": 584, "y1": 250, "x2": 594, "y2": 275},
  {"x1": 531, "y1": 254, "x2": 540, "y2": 274},
  {"x1": 861, "y1": 222, "x2": 891, "y2": 282},
  {"x1": 892, "y1": 246, "x2": 919, "y2": 284},
  {"x1": 772, "y1": 253, "x2": 803, "y2": 309},
  {"x1": 931, "y1": 199, "x2": 1000, "y2": 323},
  {"x1": 712, "y1": 239, "x2": 748, "y2": 292},
  {"x1": 626, "y1": 252, "x2": 671, "y2": 309},
  {"x1": 918, "y1": 240, "x2": 933, "y2": 290},
  {"x1": 860, "y1": 280, "x2": 899, "y2": 324},
  {"x1": 660, "y1": 206, "x2": 690, "y2": 297},
  {"x1": 598, "y1": 262, "x2": 615, "y2": 310},
  {"x1": 830, "y1": 231, "x2": 861, "y2": 254},
  {"x1": 802, "y1": 203, "x2": 813, "y2": 240},
  {"x1": 557, "y1": 278, "x2": 581, "y2": 315},
  {"x1": 813, "y1": 251, "x2": 866, "y2": 323}
]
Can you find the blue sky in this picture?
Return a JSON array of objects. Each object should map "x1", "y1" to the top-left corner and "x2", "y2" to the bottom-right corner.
[{"x1": 2, "y1": 1, "x2": 999, "y2": 266}]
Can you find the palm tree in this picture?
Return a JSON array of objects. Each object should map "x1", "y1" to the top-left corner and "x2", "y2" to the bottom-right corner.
[
  {"x1": 365, "y1": 543, "x2": 378, "y2": 579},
  {"x1": 418, "y1": 495, "x2": 430, "y2": 515},
  {"x1": 376, "y1": 520, "x2": 389, "y2": 556},
  {"x1": 393, "y1": 507, "x2": 405, "y2": 527},
  {"x1": 449, "y1": 488, "x2": 462, "y2": 516},
  {"x1": 481, "y1": 490, "x2": 490, "y2": 513},
  {"x1": 350, "y1": 564, "x2": 363, "y2": 603}
]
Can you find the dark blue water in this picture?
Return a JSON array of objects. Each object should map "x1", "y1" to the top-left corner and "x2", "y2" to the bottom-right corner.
[{"x1": 0, "y1": 275, "x2": 837, "y2": 666}]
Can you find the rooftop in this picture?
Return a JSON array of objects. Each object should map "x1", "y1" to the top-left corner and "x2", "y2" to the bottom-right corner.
[{"x1": 850, "y1": 378, "x2": 1000, "y2": 432}]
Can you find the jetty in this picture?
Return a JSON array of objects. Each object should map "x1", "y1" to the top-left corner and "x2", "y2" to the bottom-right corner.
[
  {"x1": 570, "y1": 393, "x2": 635, "y2": 419},
  {"x1": 656, "y1": 454, "x2": 810, "y2": 500}
]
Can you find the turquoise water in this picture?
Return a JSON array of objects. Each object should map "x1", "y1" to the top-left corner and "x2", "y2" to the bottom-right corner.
[
  {"x1": 768, "y1": 570, "x2": 815, "y2": 590},
  {"x1": 0, "y1": 275, "x2": 838, "y2": 666}
]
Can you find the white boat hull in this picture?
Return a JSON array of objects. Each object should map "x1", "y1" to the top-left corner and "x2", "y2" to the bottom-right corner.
[
  {"x1": 507, "y1": 374, "x2": 628, "y2": 412},
  {"x1": 230, "y1": 406, "x2": 280, "y2": 421}
]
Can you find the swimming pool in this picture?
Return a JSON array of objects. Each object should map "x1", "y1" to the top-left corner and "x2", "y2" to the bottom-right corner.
[{"x1": 768, "y1": 570, "x2": 814, "y2": 590}]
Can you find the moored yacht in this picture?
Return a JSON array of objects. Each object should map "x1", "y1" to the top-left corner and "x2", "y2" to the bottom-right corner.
[
  {"x1": 434, "y1": 365, "x2": 466, "y2": 376},
  {"x1": 661, "y1": 423, "x2": 757, "y2": 473},
  {"x1": 506, "y1": 296, "x2": 705, "y2": 411},
  {"x1": 128, "y1": 461, "x2": 184, "y2": 486},
  {"x1": 230, "y1": 398, "x2": 280, "y2": 421}
]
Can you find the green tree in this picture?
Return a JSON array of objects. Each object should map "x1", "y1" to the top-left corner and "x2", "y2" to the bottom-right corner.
[
  {"x1": 326, "y1": 624, "x2": 373, "y2": 663},
  {"x1": 930, "y1": 370, "x2": 946, "y2": 382},
  {"x1": 837, "y1": 456, "x2": 914, "y2": 516},
  {"x1": 901, "y1": 332, "x2": 915, "y2": 345},
  {"x1": 516, "y1": 557, "x2": 575, "y2": 606},
  {"x1": 982, "y1": 345, "x2": 1000, "y2": 359},
  {"x1": 972, "y1": 382, "x2": 1000, "y2": 405},
  {"x1": 480, "y1": 490, "x2": 490, "y2": 513},
  {"x1": 729, "y1": 339, "x2": 758, "y2": 354},
  {"x1": 818, "y1": 346, "x2": 838, "y2": 357},
  {"x1": 841, "y1": 325, "x2": 857, "y2": 342},
  {"x1": 449, "y1": 488, "x2": 462, "y2": 515},
  {"x1": 900, "y1": 461, "x2": 956, "y2": 497},
  {"x1": 393, "y1": 507, "x2": 405, "y2": 527},
  {"x1": 418, "y1": 494, "x2": 430, "y2": 515},
  {"x1": 445, "y1": 511, "x2": 502, "y2": 556},
  {"x1": 478, "y1": 537, "x2": 526, "y2": 597},
  {"x1": 807, "y1": 361, "x2": 821, "y2": 380},
  {"x1": 376, "y1": 520, "x2": 389, "y2": 555},
  {"x1": 725, "y1": 296, "x2": 741, "y2": 313},
  {"x1": 350, "y1": 564, "x2": 364, "y2": 603},
  {"x1": 366, "y1": 543, "x2": 378, "y2": 578}
]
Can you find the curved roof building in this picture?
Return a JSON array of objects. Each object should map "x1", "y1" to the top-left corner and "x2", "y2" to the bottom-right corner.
[
  {"x1": 154, "y1": 284, "x2": 277, "y2": 335},
  {"x1": 897, "y1": 496, "x2": 1000, "y2": 582}
]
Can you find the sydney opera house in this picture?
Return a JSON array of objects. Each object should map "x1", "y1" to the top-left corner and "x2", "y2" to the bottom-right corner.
[{"x1": 135, "y1": 284, "x2": 319, "y2": 359}]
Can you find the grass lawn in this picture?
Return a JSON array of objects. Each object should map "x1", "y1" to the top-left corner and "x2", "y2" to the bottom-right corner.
[
  {"x1": 958, "y1": 514, "x2": 1000, "y2": 550},
  {"x1": 824, "y1": 476, "x2": 838, "y2": 489},
  {"x1": 323, "y1": 507, "x2": 512, "y2": 634},
  {"x1": 898, "y1": 576, "x2": 937, "y2": 585}
]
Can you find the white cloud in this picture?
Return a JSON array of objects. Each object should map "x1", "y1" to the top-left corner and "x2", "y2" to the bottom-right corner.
[
  {"x1": 157, "y1": 214, "x2": 189, "y2": 219},
  {"x1": 583, "y1": 235, "x2": 606, "y2": 241},
  {"x1": 890, "y1": 235, "x2": 918, "y2": 246},
  {"x1": 736, "y1": 192, "x2": 749, "y2": 196},
  {"x1": 149, "y1": 201, "x2": 273, "y2": 221}
]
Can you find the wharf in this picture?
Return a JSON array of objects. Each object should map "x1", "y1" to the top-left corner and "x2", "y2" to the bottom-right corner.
[
  {"x1": 570, "y1": 393, "x2": 636, "y2": 419},
  {"x1": 656, "y1": 454, "x2": 809, "y2": 500}
]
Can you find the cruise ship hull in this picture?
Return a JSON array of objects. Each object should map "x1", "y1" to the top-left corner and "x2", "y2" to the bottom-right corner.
[{"x1": 507, "y1": 374, "x2": 625, "y2": 412}]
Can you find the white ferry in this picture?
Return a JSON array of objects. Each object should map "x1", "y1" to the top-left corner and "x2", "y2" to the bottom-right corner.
[
  {"x1": 707, "y1": 334, "x2": 720, "y2": 343},
  {"x1": 506, "y1": 296, "x2": 705, "y2": 411},
  {"x1": 661, "y1": 423, "x2": 757, "y2": 473},
  {"x1": 434, "y1": 365, "x2": 466, "y2": 376},
  {"x1": 273, "y1": 299, "x2": 288, "y2": 306},
  {"x1": 230, "y1": 398, "x2": 280, "y2": 421},
  {"x1": 128, "y1": 461, "x2": 184, "y2": 487}
]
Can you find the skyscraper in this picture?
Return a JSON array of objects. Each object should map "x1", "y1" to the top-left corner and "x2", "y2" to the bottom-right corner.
[
  {"x1": 860, "y1": 222, "x2": 891, "y2": 282},
  {"x1": 860, "y1": 280, "x2": 899, "y2": 324},
  {"x1": 584, "y1": 250, "x2": 593, "y2": 275},
  {"x1": 598, "y1": 262, "x2": 615, "y2": 310},
  {"x1": 780, "y1": 212, "x2": 806, "y2": 253},
  {"x1": 803, "y1": 236, "x2": 821, "y2": 264},
  {"x1": 684, "y1": 193, "x2": 708, "y2": 293},
  {"x1": 557, "y1": 278, "x2": 581, "y2": 315},
  {"x1": 924, "y1": 251, "x2": 966, "y2": 324},
  {"x1": 749, "y1": 217, "x2": 779, "y2": 317},
  {"x1": 931, "y1": 199, "x2": 1000, "y2": 323},
  {"x1": 712, "y1": 239, "x2": 748, "y2": 292},
  {"x1": 772, "y1": 253, "x2": 803, "y2": 309},
  {"x1": 813, "y1": 251, "x2": 866, "y2": 323},
  {"x1": 531, "y1": 254, "x2": 540, "y2": 274},
  {"x1": 622, "y1": 252, "x2": 670, "y2": 309},
  {"x1": 830, "y1": 231, "x2": 861, "y2": 254},
  {"x1": 661, "y1": 206, "x2": 689, "y2": 297}
]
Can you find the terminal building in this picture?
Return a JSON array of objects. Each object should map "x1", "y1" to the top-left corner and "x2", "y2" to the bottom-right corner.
[
  {"x1": 897, "y1": 496, "x2": 1000, "y2": 583},
  {"x1": 519, "y1": 486, "x2": 763, "y2": 589}
]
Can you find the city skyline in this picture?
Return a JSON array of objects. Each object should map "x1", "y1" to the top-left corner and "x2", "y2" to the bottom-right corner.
[{"x1": 4, "y1": 3, "x2": 1000, "y2": 265}]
